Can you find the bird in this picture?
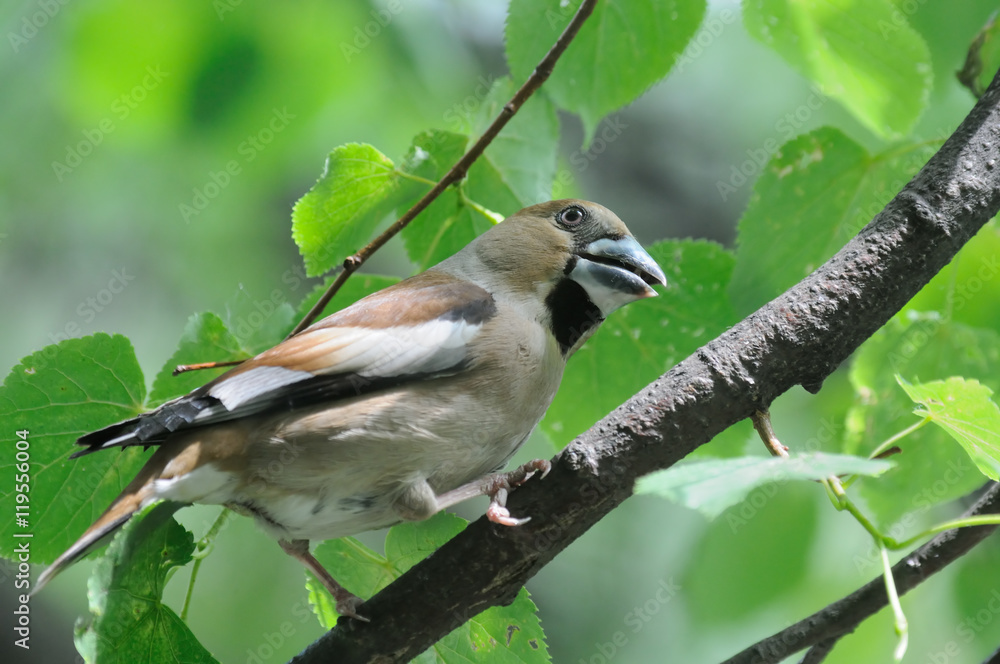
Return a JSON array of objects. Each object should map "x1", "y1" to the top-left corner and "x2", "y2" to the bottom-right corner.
[{"x1": 35, "y1": 199, "x2": 666, "y2": 619}]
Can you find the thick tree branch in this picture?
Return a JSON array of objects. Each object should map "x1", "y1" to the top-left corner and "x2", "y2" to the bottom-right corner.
[
  {"x1": 289, "y1": 69, "x2": 1000, "y2": 664},
  {"x1": 286, "y1": 0, "x2": 599, "y2": 337},
  {"x1": 725, "y1": 483, "x2": 1000, "y2": 664}
]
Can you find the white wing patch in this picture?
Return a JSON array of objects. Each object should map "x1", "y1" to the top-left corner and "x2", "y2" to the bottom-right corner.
[
  {"x1": 205, "y1": 319, "x2": 482, "y2": 413},
  {"x1": 209, "y1": 365, "x2": 314, "y2": 411},
  {"x1": 344, "y1": 319, "x2": 480, "y2": 377}
]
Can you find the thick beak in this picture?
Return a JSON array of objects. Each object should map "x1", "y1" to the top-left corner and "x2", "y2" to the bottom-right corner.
[{"x1": 569, "y1": 236, "x2": 667, "y2": 316}]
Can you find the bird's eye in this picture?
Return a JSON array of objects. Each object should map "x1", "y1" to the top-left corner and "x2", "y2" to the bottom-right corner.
[{"x1": 557, "y1": 206, "x2": 586, "y2": 227}]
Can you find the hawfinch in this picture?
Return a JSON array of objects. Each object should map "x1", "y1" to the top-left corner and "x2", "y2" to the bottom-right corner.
[{"x1": 37, "y1": 199, "x2": 666, "y2": 619}]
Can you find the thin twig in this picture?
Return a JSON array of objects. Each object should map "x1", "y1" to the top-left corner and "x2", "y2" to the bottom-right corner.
[
  {"x1": 285, "y1": 0, "x2": 600, "y2": 338},
  {"x1": 752, "y1": 409, "x2": 788, "y2": 457},
  {"x1": 180, "y1": 508, "x2": 231, "y2": 622},
  {"x1": 173, "y1": 359, "x2": 244, "y2": 376},
  {"x1": 721, "y1": 483, "x2": 1000, "y2": 664},
  {"x1": 799, "y1": 637, "x2": 840, "y2": 664}
]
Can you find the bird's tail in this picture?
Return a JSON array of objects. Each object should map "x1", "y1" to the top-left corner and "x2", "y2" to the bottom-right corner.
[
  {"x1": 71, "y1": 416, "x2": 143, "y2": 458},
  {"x1": 32, "y1": 453, "x2": 165, "y2": 594}
]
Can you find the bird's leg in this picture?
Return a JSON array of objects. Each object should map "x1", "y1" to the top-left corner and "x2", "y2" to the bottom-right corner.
[
  {"x1": 278, "y1": 538, "x2": 369, "y2": 622},
  {"x1": 435, "y1": 458, "x2": 551, "y2": 527}
]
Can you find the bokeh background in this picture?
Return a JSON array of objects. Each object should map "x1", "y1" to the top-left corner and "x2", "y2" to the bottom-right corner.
[{"x1": 3, "y1": 0, "x2": 1000, "y2": 662}]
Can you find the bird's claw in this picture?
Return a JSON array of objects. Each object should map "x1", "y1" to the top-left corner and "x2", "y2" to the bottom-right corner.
[
  {"x1": 487, "y1": 502, "x2": 531, "y2": 526},
  {"x1": 336, "y1": 595, "x2": 370, "y2": 623},
  {"x1": 483, "y1": 458, "x2": 550, "y2": 527},
  {"x1": 510, "y1": 458, "x2": 551, "y2": 486}
]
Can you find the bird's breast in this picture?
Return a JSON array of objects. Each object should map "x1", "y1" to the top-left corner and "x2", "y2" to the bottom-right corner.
[{"x1": 152, "y1": 311, "x2": 565, "y2": 542}]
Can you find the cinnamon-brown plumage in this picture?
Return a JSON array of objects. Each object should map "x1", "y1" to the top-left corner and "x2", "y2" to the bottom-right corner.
[{"x1": 38, "y1": 200, "x2": 666, "y2": 619}]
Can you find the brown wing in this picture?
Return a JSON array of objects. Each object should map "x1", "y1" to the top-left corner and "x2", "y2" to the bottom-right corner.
[{"x1": 73, "y1": 274, "x2": 496, "y2": 456}]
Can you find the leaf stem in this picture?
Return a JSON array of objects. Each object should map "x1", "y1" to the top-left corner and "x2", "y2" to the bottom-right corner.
[
  {"x1": 286, "y1": 0, "x2": 600, "y2": 338},
  {"x1": 395, "y1": 170, "x2": 437, "y2": 188},
  {"x1": 868, "y1": 416, "x2": 930, "y2": 460},
  {"x1": 342, "y1": 536, "x2": 396, "y2": 571},
  {"x1": 181, "y1": 509, "x2": 231, "y2": 622},
  {"x1": 879, "y1": 542, "x2": 909, "y2": 662},
  {"x1": 457, "y1": 187, "x2": 504, "y2": 224},
  {"x1": 826, "y1": 476, "x2": 886, "y2": 543},
  {"x1": 840, "y1": 416, "x2": 930, "y2": 489},
  {"x1": 887, "y1": 514, "x2": 1000, "y2": 550}
]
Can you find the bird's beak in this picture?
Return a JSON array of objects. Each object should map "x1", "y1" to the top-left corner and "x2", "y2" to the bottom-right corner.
[{"x1": 569, "y1": 236, "x2": 667, "y2": 316}]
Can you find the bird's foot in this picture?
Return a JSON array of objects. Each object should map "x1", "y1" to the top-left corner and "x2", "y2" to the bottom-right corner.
[
  {"x1": 333, "y1": 592, "x2": 369, "y2": 623},
  {"x1": 279, "y1": 538, "x2": 370, "y2": 622},
  {"x1": 483, "y1": 458, "x2": 551, "y2": 527}
]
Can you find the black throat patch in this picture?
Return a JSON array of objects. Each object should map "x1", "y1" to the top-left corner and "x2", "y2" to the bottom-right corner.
[{"x1": 545, "y1": 278, "x2": 604, "y2": 356}]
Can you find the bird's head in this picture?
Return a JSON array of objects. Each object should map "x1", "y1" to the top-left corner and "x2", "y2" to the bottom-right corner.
[{"x1": 451, "y1": 199, "x2": 667, "y2": 355}]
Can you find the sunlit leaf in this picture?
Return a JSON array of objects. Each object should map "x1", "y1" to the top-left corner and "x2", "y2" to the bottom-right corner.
[
  {"x1": 292, "y1": 143, "x2": 402, "y2": 277},
  {"x1": 898, "y1": 375, "x2": 1000, "y2": 481},
  {"x1": 506, "y1": 0, "x2": 706, "y2": 141},
  {"x1": 744, "y1": 0, "x2": 932, "y2": 138},
  {"x1": 0, "y1": 335, "x2": 147, "y2": 563},
  {"x1": 636, "y1": 452, "x2": 892, "y2": 518},
  {"x1": 729, "y1": 127, "x2": 937, "y2": 315},
  {"x1": 847, "y1": 313, "x2": 1000, "y2": 527}
]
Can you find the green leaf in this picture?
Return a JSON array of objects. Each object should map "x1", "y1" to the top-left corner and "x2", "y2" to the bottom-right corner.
[
  {"x1": 542, "y1": 240, "x2": 736, "y2": 447},
  {"x1": 308, "y1": 514, "x2": 548, "y2": 662},
  {"x1": 846, "y1": 314, "x2": 1000, "y2": 526},
  {"x1": 0, "y1": 334, "x2": 147, "y2": 563},
  {"x1": 636, "y1": 452, "x2": 892, "y2": 518},
  {"x1": 743, "y1": 0, "x2": 932, "y2": 139},
  {"x1": 294, "y1": 273, "x2": 402, "y2": 323},
  {"x1": 898, "y1": 376, "x2": 1000, "y2": 481},
  {"x1": 506, "y1": 0, "x2": 706, "y2": 141},
  {"x1": 399, "y1": 130, "x2": 513, "y2": 270},
  {"x1": 291, "y1": 90, "x2": 553, "y2": 278},
  {"x1": 415, "y1": 589, "x2": 549, "y2": 663},
  {"x1": 148, "y1": 313, "x2": 248, "y2": 408},
  {"x1": 307, "y1": 513, "x2": 467, "y2": 627},
  {"x1": 680, "y1": 481, "x2": 819, "y2": 622},
  {"x1": 292, "y1": 143, "x2": 402, "y2": 277},
  {"x1": 729, "y1": 128, "x2": 937, "y2": 315},
  {"x1": 397, "y1": 76, "x2": 559, "y2": 270},
  {"x1": 956, "y1": 11, "x2": 1000, "y2": 98},
  {"x1": 74, "y1": 502, "x2": 218, "y2": 664},
  {"x1": 467, "y1": 76, "x2": 559, "y2": 206},
  {"x1": 221, "y1": 285, "x2": 297, "y2": 355},
  {"x1": 306, "y1": 538, "x2": 397, "y2": 630}
]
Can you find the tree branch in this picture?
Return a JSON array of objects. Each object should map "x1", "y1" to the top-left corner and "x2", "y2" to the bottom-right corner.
[
  {"x1": 286, "y1": 0, "x2": 599, "y2": 337},
  {"x1": 289, "y1": 67, "x2": 1000, "y2": 664},
  {"x1": 799, "y1": 636, "x2": 840, "y2": 664},
  {"x1": 724, "y1": 483, "x2": 1000, "y2": 664}
]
